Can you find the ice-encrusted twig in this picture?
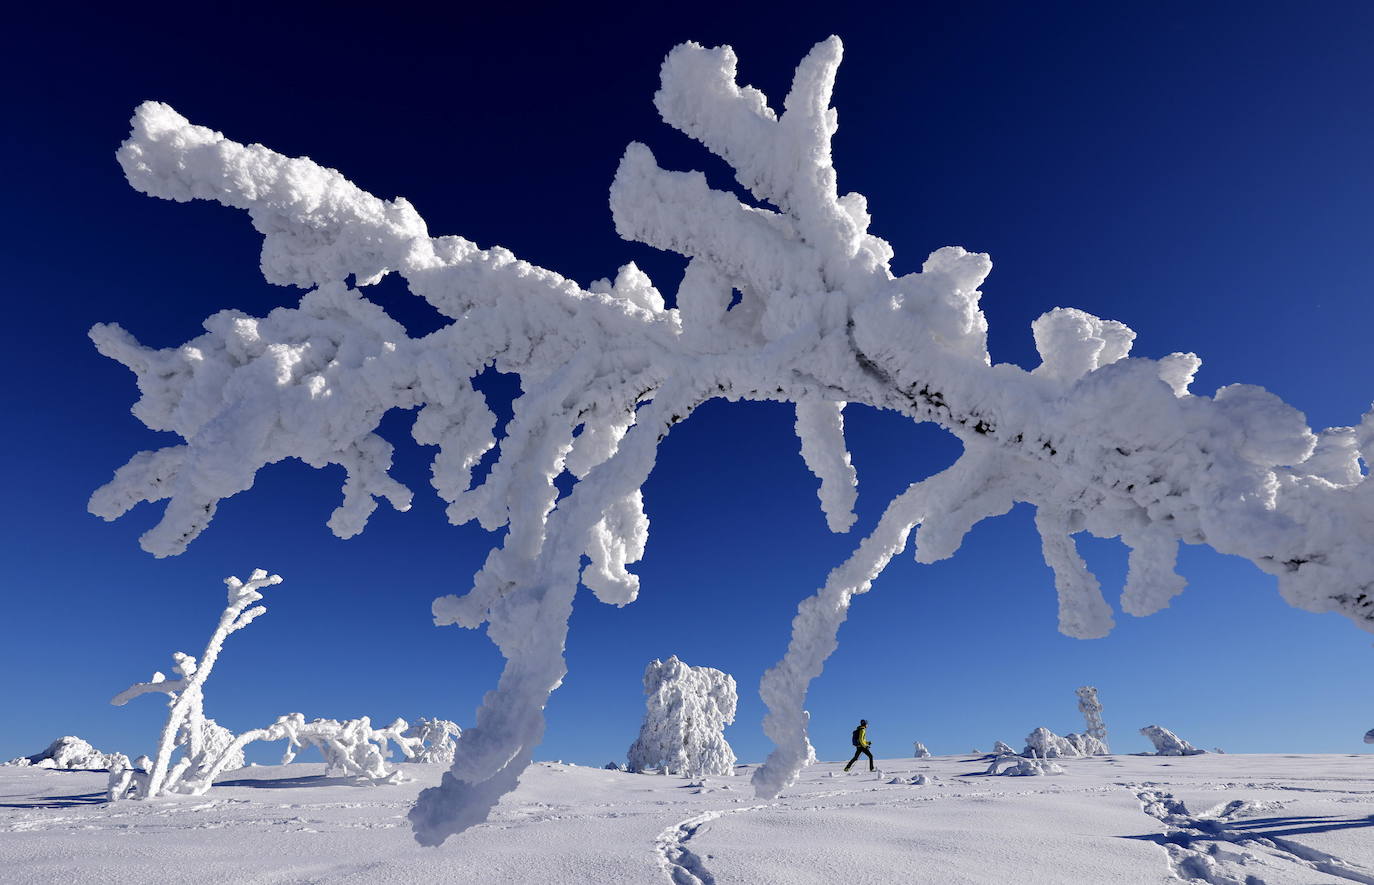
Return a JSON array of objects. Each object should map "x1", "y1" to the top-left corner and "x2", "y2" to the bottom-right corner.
[
  {"x1": 95, "y1": 36, "x2": 1373, "y2": 839},
  {"x1": 111, "y1": 568, "x2": 281, "y2": 798}
]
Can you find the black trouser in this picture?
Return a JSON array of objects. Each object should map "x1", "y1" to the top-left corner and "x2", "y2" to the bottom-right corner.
[{"x1": 844, "y1": 746, "x2": 874, "y2": 770}]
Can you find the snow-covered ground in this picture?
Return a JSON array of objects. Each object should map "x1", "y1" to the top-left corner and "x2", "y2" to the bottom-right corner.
[{"x1": 3, "y1": 753, "x2": 1371, "y2": 884}]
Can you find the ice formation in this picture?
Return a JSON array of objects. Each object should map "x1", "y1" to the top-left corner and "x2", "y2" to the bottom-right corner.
[
  {"x1": 1023, "y1": 727, "x2": 1108, "y2": 758},
  {"x1": 1075, "y1": 686, "x2": 1108, "y2": 751},
  {"x1": 913, "y1": 741, "x2": 932, "y2": 758},
  {"x1": 402, "y1": 718, "x2": 463, "y2": 765},
  {"x1": 111, "y1": 569, "x2": 282, "y2": 798},
  {"x1": 1139, "y1": 725, "x2": 1206, "y2": 756},
  {"x1": 992, "y1": 740, "x2": 1016, "y2": 756},
  {"x1": 626, "y1": 656, "x2": 737, "y2": 777},
  {"x1": 5, "y1": 737, "x2": 126, "y2": 771},
  {"x1": 93, "y1": 36, "x2": 1374, "y2": 842}
]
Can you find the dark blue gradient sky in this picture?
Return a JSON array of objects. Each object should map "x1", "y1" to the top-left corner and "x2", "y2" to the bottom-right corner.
[{"x1": 2, "y1": 1, "x2": 1372, "y2": 765}]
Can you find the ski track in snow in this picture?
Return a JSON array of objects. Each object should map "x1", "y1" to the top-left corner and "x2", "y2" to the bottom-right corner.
[{"x1": 1135, "y1": 787, "x2": 1374, "y2": 885}]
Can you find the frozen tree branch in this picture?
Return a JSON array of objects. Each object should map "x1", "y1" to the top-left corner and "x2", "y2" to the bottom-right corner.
[
  {"x1": 111, "y1": 568, "x2": 282, "y2": 798},
  {"x1": 95, "y1": 36, "x2": 1373, "y2": 840}
]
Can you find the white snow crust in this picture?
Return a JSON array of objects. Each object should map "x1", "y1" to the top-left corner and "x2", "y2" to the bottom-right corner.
[
  {"x1": 626, "y1": 656, "x2": 737, "y2": 778},
  {"x1": 93, "y1": 37, "x2": 1374, "y2": 842},
  {"x1": 7, "y1": 753, "x2": 1373, "y2": 884}
]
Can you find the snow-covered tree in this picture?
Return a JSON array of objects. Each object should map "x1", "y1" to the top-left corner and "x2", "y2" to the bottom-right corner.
[
  {"x1": 913, "y1": 741, "x2": 932, "y2": 758},
  {"x1": 91, "y1": 37, "x2": 1374, "y2": 843},
  {"x1": 1075, "y1": 686, "x2": 1108, "y2": 751},
  {"x1": 111, "y1": 568, "x2": 282, "y2": 798},
  {"x1": 626, "y1": 656, "x2": 737, "y2": 778}
]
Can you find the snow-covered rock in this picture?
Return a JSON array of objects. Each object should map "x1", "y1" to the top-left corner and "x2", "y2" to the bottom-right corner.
[
  {"x1": 992, "y1": 740, "x2": 1016, "y2": 756},
  {"x1": 1024, "y1": 727, "x2": 1107, "y2": 758},
  {"x1": 6, "y1": 737, "x2": 126, "y2": 771},
  {"x1": 627, "y1": 656, "x2": 737, "y2": 777},
  {"x1": 913, "y1": 741, "x2": 931, "y2": 758},
  {"x1": 911, "y1": 774, "x2": 934, "y2": 785},
  {"x1": 1139, "y1": 725, "x2": 1206, "y2": 756}
]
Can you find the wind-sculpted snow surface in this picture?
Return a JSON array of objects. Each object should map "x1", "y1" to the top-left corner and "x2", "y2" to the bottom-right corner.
[{"x1": 94, "y1": 37, "x2": 1374, "y2": 843}]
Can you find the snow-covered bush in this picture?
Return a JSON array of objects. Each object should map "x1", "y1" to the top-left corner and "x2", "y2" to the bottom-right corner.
[
  {"x1": 1139, "y1": 725, "x2": 1206, "y2": 756},
  {"x1": 913, "y1": 741, "x2": 932, "y2": 758},
  {"x1": 992, "y1": 740, "x2": 1015, "y2": 756},
  {"x1": 1023, "y1": 727, "x2": 1107, "y2": 758},
  {"x1": 1075, "y1": 686, "x2": 1108, "y2": 751},
  {"x1": 626, "y1": 656, "x2": 737, "y2": 777},
  {"x1": 5, "y1": 737, "x2": 126, "y2": 771},
  {"x1": 94, "y1": 36, "x2": 1374, "y2": 843},
  {"x1": 987, "y1": 754, "x2": 1064, "y2": 777},
  {"x1": 401, "y1": 718, "x2": 462, "y2": 764},
  {"x1": 111, "y1": 569, "x2": 282, "y2": 798}
]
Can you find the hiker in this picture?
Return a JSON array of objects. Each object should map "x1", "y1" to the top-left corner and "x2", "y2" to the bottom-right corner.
[{"x1": 844, "y1": 719, "x2": 874, "y2": 772}]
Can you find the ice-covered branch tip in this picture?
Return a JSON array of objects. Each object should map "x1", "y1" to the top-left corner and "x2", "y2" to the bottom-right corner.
[{"x1": 98, "y1": 36, "x2": 1373, "y2": 841}]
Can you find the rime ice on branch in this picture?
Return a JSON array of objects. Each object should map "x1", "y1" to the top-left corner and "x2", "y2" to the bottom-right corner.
[
  {"x1": 111, "y1": 568, "x2": 282, "y2": 798},
  {"x1": 626, "y1": 656, "x2": 737, "y2": 778},
  {"x1": 96, "y1": 36, "x2": 1373, "y2": 842}
]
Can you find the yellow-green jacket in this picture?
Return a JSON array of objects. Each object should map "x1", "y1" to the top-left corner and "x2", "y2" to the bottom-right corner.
[{"x1": 852, "y1": 725, "x2": 869, "y2": 748}]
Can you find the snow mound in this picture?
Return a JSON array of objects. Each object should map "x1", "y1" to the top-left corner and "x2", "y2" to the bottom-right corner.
[
  {"x1": 6, "y1": 737, "x2": 126, "y2": 771},
  {"x1": 987, "y1": 754, "x2": 1064, "y2": 777},
  {"x1": 1139, "y1": 725, "x2": 1206, "y2": 756},
  {"x1": 992, "y1": 740, "x2": 1016, "y2": 755},
  {"x1": 1024, "y1": 727, "x2": 1107, "y2": 758}
]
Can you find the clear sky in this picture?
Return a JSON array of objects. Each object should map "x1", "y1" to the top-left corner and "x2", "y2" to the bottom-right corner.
[{"x1": 2, "y1": 1, "x2": 1372, "y2": 767}]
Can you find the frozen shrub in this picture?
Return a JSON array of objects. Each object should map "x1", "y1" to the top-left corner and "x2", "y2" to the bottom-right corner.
[
  {"x1": 992, "y1": 740, "x2": 1016, "y2": 755},
  {"x1": 1023, "y1": 727, "x2": 1107, "y2": 758},
  {"x1": 913, "y1": 741, "x2": 932, "y2": 759},
  {"x1": 7, "y1": 737, "x2": 126, "y2": 771},
  {"x1": 627, "y1": 656, "x2": 737, "y2": 777},
  {"x1": 1075, "y1": 686, "x2": 1108, "y2": 752},
  {"x1": 111, "y1": 569, "x2": 282, "y2": 798},
  {"x1": 1139, "y1": 725, "x2": 1206, "y2": 756}
]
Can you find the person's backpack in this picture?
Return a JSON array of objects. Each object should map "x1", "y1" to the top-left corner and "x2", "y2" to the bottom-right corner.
[{"x1": 851, "y1": 727, "x2": 862, "y2": 747}]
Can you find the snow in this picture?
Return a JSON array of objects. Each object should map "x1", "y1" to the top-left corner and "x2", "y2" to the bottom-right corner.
[
  {"x1": 1076, "y1": 686, "x2": 1109, "y2": 752},
  {"x1": 1141, "y1": 725, "x2": 1207, "y2": 757},
  {"x1": 1024, "y1": 727, "x2": 1108, "y2": 759},
  {"x1": 93, "y1": 36, "x2": 1374, "y2": 842},
  {"x1": 4, "y1": 737, "x2": 124, "y2": 771},
  {"x1": 626, "y1": 656, "x2": 737, "y2": 777},
  {"x1": 913, "y1": 741, "x2": 931, "y2": 758},
  {"x1": 4, "y1": 753, "x2": 1372, "y2": 883}
]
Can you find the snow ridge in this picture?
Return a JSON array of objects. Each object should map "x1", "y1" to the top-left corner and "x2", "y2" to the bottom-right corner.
[{"x1": 95, "y1": 38, "x2": 1374, "y2": 843}]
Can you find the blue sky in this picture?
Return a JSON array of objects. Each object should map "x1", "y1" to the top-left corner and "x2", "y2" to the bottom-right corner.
[{"x1": 2, "y1": 2, "x2": 1371, "y2": 767}]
